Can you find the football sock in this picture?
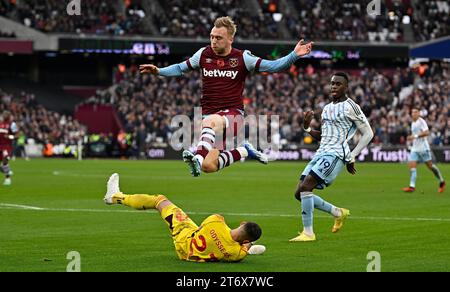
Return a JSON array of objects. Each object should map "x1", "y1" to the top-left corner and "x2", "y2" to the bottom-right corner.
[
  {"x1": 116, "y1": 194, "x2": 179, "y2": 232},
  {"x1": 313, "y1": 194, "x2": 341, "y2": 217},
  {"x1": 410, "y1": 168, "x2": 417, "y2": 188},
  {"x1": 2, "y1": 164, "x2": 10, "y2": 177},
  {"x1": 114, "y1": 194, "x2": 167, "y2": 210},
  {"x1": 218, "y1": 148, "x2": 247, "y2": 170},
  {"x1": 431, "y1": 164, "x2": 444, "y2": 182},
  {"x1": 194, "y1": 151, "x2": 205, "y2": 169},
  {"x1": 196, "y1": 127, "x2": 215, "y2": 153},
  {"x1": 194, "y1": 127, "x2": 216, "y2": 168},
  {"x1": 331, "y1": 206, "x2": 342, "y2": 218},
  {"x1": 300, "y1": 192, "x2": 314, "y2": 235}
]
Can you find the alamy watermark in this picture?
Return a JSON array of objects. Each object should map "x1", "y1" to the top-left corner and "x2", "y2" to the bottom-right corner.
[
  {"x1": 67, "y1": 0, "x2": 81, "y2": 16},
  {"x1": 366, "y1": 0, "x2": 381, "y2": 17},
  {"x1": 66, "y1": 251, "x2": 81, "y2": 272},
  {"x1": 366, "y1": 251, "x2": 381, "y2": 272},
  {"x1": 169, "y1": 107, "x2": 280, "y2": 153}
]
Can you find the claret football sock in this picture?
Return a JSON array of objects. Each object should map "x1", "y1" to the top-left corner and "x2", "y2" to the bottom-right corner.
[
  {"x1": 197, "y1": 127, "x2": 216, "y2": 154},
  {"x1": 218, "y1": 148, "x2": 244, "y2": 170}
]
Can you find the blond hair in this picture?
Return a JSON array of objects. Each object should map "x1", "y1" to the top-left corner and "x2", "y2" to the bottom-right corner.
[{"x1": 214, "y1": 16, "x2": 237, "y2": 37}]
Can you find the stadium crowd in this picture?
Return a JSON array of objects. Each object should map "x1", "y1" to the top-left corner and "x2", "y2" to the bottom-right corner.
[
  {"x1": 81, "y1": 61, "x2": 449, "y2": 153},
  {"x1": 1, "y1": 0, "x2": 448, "y2": 42},
  {"x1": 154, "y1": 0, "x2": 281, "y2": 39},
  {"x1": 0, "y1": 0, "x2": 144, "y2": 35},
  {"x1": 413, "y1": 0, "x2": 449, "y2": 41},
  {"x1": 0, "y1": 89, "x2": 87, "y2": 156},
  {"x1": 285, "y1": 0, "x2": 405, "y2": 42}
]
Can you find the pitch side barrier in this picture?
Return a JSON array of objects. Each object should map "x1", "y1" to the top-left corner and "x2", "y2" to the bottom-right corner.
[
  {"x1": 26, "y1": 144, "x2": 450, "y2": 162},
  {"x1": 143, "y1": 146, "x2": 450, "y2": 163}
]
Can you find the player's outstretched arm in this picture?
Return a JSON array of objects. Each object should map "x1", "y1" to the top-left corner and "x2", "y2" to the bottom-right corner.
[
  {"x1": 141, "y1": 47, "x2": 203, "y2": 77},
  {"x1": 294, "y1": 39, "x2": 314, "y2": 57},
  {"x1": 139, "y1": 64, "x2": 160, "y2": 75},
  {"x1": 250, "y1": 39, "x2": 313, "y2": 73},
  {"x1": 139, "y1": 63, "x2": 187, "y2": 77}
]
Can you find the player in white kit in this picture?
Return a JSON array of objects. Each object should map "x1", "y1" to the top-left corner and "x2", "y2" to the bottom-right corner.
[
  {"x1": 403, "y1": 108, "x2": 445, "y2": 193},
  {"x1": 290, "y1": 73, "x2": 374, "y2": 242}
]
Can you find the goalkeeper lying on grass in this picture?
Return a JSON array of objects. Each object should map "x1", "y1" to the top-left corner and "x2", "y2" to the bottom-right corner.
[{"x1": 104, "y1": 173, "x2": 266, "y2": 262}]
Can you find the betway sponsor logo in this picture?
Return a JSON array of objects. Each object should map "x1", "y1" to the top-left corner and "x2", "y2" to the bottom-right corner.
[{"x1": 202, "y1": 68, "x2": 238, "y2": 79}]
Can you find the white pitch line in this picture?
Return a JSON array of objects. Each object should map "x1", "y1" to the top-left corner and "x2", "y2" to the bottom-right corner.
[
  {"x1": 1, "y1": 203, "x2": 450, "y2": 222},
  {"x1": 0, "y1": 203, "x2": 44, "y2": 210},
  {"x1": 0, "y1": 203, "x2": 138, "y2": 213}
]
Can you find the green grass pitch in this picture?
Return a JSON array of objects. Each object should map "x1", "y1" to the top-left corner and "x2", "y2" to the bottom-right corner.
[{"x1": 0, "y1": 159, "x2": 449, "y2": 271}]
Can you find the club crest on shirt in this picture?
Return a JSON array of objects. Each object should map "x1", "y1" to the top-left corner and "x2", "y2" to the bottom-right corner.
[
  {"x1": 229, "y1": 58, "x2": 239, "y2": 68},
  {"x1": 217, "y1": 59, "x2": 225, "y2": 67}
]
